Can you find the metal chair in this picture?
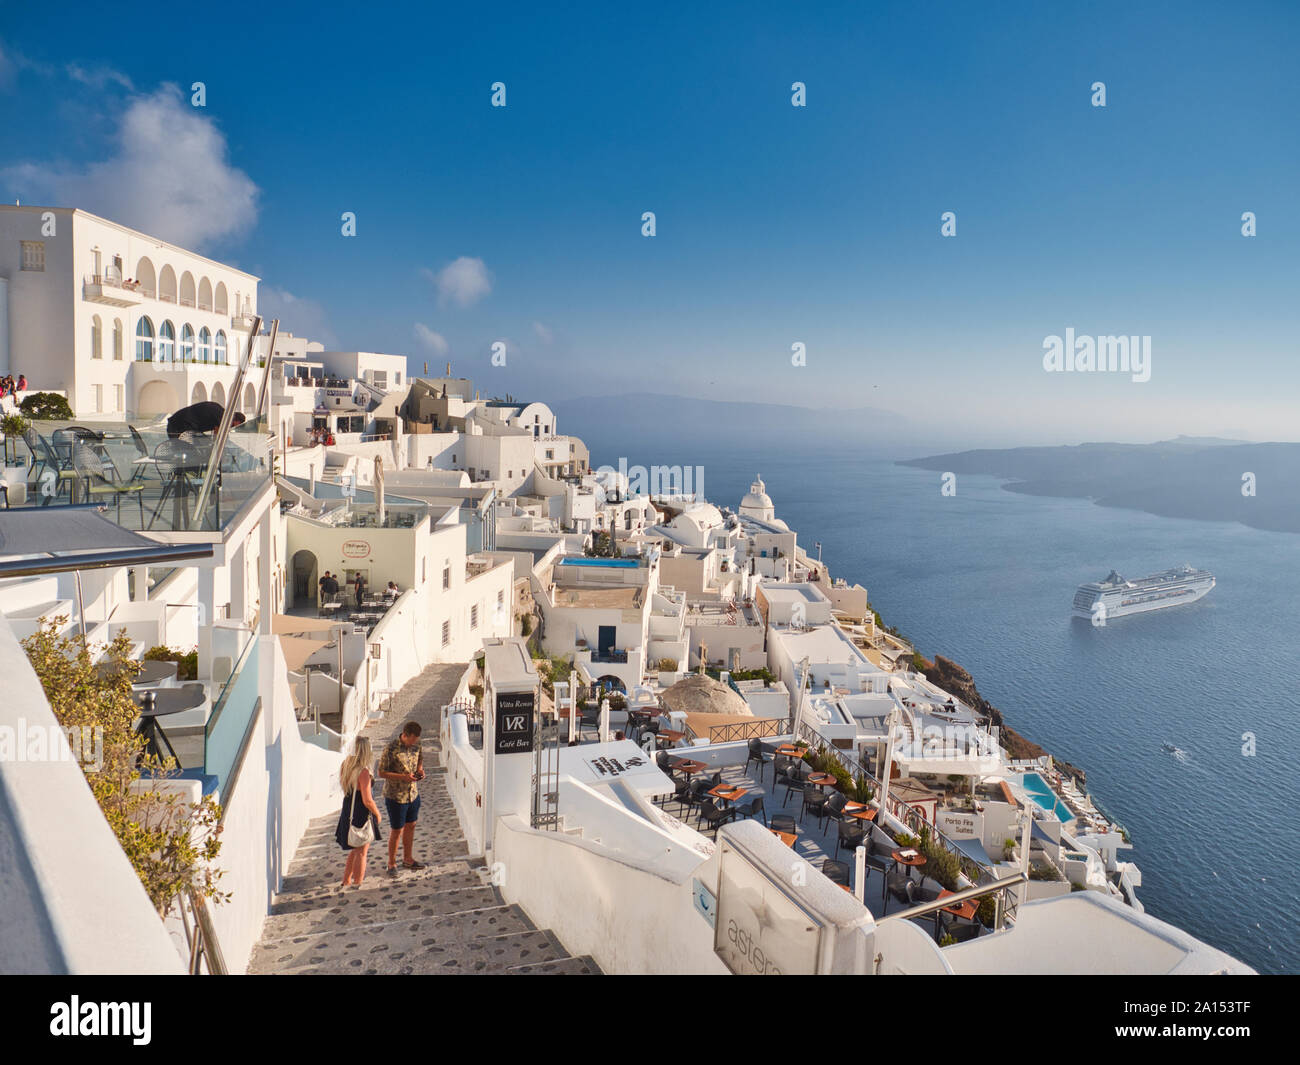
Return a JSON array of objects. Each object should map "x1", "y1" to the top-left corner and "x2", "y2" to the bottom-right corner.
[
  {"x1": 734, "y1": 794, "x2": 766, "y2": 826},
  {"x1": 148, "y1": 438, "x2": 204, "y2": 530},
  {"x1": 73, "y1": 442, "x2": 145, "y2": 525},
  {"x1": 698, "y1": 798, "x2": 736, "y2": 838},
  {"x1": 821, "y1": 859, "x2": 851, "y2": 887},
  {"x1": 798, "y1": 784, "x2": 828, "y2": 826},
  {"x1": 834, "y1": 817, "x2": 866, "y2": 860},
  {"x1": 744, "y1": 738, "x2": 770, "y2": 781},
  {"x1": 128, "y1": 424, "x2": 163, "y2": 484},
  {"x1": 823, "y1": 791, "x2": 848, "y2": 826},
  {"x1": 770, "y1": 814, "x2": 797, "y2": 836},
  {"x1": 24, "y1": 427, "x2": 76, "y2": 502}
]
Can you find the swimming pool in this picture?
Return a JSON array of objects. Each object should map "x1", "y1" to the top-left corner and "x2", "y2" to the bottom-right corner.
[
  {"x1": 1019, "y1": 772, "x2": 1075, "y2": 822},
  {"x1": 558, "y1": 557, "x2": 639, "y2": 568}
]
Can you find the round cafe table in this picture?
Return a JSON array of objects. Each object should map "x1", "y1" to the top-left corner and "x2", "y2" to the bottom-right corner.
[
  {"x1": 891, "y1": 848, "x2": 927, "y2": 885},
  {"x1": 775, "y1": 744, "x2": 804, "y2": 758},
  {"x1": 808, "y1": 772, "x2": 837, "y2": 789}
]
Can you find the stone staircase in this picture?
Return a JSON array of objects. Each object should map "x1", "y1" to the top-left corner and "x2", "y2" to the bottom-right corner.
[{"x1": 248, "y1": 662, "x2": 599, "y2": 975}]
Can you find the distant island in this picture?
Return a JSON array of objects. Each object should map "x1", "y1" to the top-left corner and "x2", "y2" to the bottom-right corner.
[{"x1": 899, "y1": 436, "x2": 1300, "y2": 535}]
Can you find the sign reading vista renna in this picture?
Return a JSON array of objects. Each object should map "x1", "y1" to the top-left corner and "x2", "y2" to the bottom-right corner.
[{"x1": 494, "y1": 691, "x2": 535, "y2": 755}]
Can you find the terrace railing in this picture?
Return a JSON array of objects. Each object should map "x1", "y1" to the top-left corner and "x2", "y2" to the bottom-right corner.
[
  {"x1": 793, "y1": 718, "x2": 995, "y2": 892},
  {"x1": 691, "y1": 716, "x2": 786, "y2": 744}
]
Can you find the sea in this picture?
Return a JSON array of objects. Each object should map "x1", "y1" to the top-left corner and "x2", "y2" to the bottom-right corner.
[{"x1": 585, "y1": 436, "x2": 1299, "y2": 974}]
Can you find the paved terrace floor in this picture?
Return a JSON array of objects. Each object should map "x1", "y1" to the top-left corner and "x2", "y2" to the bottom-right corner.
[
  {"x1": 249, "y1": 662, "x2": 599, "y2": 975},
  {"x1": 652, "y1": 744, "x2": 951, "y2": 927}
]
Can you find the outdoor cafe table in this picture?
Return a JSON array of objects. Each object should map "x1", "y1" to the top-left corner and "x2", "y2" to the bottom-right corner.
[
  {"x1": 658, "y1": 728, "x2": 685, "y2": 743},
  {"x1": 669, "y1": 758, "x2": 707, "y2": 777},
  {"x1": 775, "y1": 744, "x2": 804, "y2": 758},
  {"x1": 892, "y1": 848, "x2": 927, "y2": 883},
  {"x1": 937, "y1": 889, "x2": 978, "y2": 921},
  {"x1": 847, "y1": 807, "x2": 878, "y2": 822},
  {"x1": 808, "y1": 772, "x2": 837, "y2": 789},
  {"x1": 769, "y1": 829, "x2": 797, "y2": 847},
  {"x1": 708, "y1": 784, "x2": 749, "y2": 806},
  {"x1": 132, "y1": 685, "x2": 205, "y2": 765}
]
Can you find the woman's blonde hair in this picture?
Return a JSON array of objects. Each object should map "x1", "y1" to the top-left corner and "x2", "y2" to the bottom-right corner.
[{"x1": 339, "y1": 736, "x2": 373, "y2": 792}]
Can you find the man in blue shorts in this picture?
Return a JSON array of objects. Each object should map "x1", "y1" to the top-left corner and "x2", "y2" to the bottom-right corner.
[{"x1": 377, "y1": 721, "x2": 426, "y2": 876}]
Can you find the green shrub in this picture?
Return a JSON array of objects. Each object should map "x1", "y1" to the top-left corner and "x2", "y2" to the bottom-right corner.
[
  {"x1": 20, "y1": 392, "x2": 74, "y2": 420},
  {"x1": 657, "y1": 657, "x2": 678, "y2": 672},
  {"x1": 142, "y1": 645, "x2": 198, "y2": 680},
  {"x1": 520, "y1": 614, "x2": 533, "y2": 636}
]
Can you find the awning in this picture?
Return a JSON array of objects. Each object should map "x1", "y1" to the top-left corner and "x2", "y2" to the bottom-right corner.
[
  {"x1": 951, "y1": 836, "x2": 996, "y2": 868},
  {"x1": 278, "y1": 634, "x2": 333, "y2": 672},
  {"x1": 271, "y1": 614, "x2": 344, "y2": 636},
  {"x1": 0, "y1": 506, "x2": 214, "y2": 574}
]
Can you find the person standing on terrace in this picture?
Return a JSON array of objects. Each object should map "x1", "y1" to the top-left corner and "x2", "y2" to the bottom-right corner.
[{"x1": 377, "y1": 722, "x2": 426, "y2": 876}]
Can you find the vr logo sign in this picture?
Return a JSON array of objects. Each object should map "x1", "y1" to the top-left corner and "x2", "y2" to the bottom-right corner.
[{"x1": 494, "y1": 691, "x2": 535, "y2": 754}]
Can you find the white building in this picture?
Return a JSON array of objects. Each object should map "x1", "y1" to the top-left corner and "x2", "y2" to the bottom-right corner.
[{"x1": 0, "y1": 205, "x2": 267, "y2": 419}]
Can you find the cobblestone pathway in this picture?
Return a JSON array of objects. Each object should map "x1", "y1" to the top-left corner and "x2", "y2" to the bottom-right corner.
[{"x1": 249, "y1": 662, "x2": 599, "y2": 974}]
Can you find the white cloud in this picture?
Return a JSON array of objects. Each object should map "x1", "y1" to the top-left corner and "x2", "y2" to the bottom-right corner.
[
  {"x1": 66, "y1": 63, "x2": 134, "y2": 92},
  {"x1": 1, "y1": 84, "x2": 257, "y2": 250},
  {"x1": 532, "y1": 321, "x2": 554, "y2": 344},
  {"x1": 423, "y1": 256, "x2": 492, "y2": 308},
  {"x1": 414, "y1": 323, "x2": 449, "y2": 355},
  {"x1": 259, "y1": 286, "x2": 337, "y2": 348}
]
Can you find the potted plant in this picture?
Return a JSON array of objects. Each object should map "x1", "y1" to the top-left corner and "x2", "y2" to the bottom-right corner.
[
  {"x1": 657, "y1": 657, "x2": 680, "y2": 685},
  {"x1": 1, "y1": 411, "x2": 30, "y2": 465}
]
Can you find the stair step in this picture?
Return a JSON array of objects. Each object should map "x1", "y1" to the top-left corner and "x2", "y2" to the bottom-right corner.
[
  {"x1": 250, "y1": 924, "x2": 570, "y2": 975},
  {"x1": 507, "y1": 954, "x2": 602, "y2": 975}
]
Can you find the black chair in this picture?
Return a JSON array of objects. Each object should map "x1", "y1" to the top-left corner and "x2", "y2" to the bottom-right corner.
[
  {"x1": 887, "y1": 866, "x2": 913, "y2": 905},
  {"x1": 680, "y1": 778, "x2": 713, "y2": 822},
  {"x1": 799, "y1": 785, "x2": 828, "y2": 825},
  {"x1": 823, "y1": 792, "x2": 848, "y2": 826},
  {"x1": 770, "y1": 814, "x2": 797, "y2": 836},
  {"x1": 936, "y1": 910, "x2": 981, "y2": 944},
  {"x1": 863, "y1": 853, "x2": 892, "y2": 903},
  {"x1": 775, "y1": 757, "x2": 808, "y2": 807},
  {"x1": 73, "y1": 442, "x2": 144, "y2": 525},
  {"x1": 821, "y1": 859, "x2": 851, "y2": 887},
  {"x1": 834, "y1": 818, "x2": 866, "y2": 860},
  {"x1": 578, "y1": 704, "x2": 602, "y2": 741},
  {"x1": 698, "y1": 798, "x2": 736, "y2": 837},
  {"x1": 745, "y1": 738, "x2": 770, "y2": 781},
  {"x1": 735, "y1": 794, "x2": 766, "y2": 826}
]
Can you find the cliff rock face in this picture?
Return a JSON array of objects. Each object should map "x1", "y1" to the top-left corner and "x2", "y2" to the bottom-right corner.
[{"x1": 918, "y1": 654, "x2": 1087, "y2": 784}]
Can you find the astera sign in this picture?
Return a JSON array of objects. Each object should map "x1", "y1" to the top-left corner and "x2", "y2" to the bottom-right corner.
[
  {"x1": 714, "y1": 838, "x2": 821, "y2": 975},
  {"x1": 342, "y1": 540, "x2": 370, "y2": 558}
]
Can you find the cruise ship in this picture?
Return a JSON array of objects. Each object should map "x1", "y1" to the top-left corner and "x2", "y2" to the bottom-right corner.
[{"x1": 1072, "y1": 565, "x2": 1215, "y2": 620}]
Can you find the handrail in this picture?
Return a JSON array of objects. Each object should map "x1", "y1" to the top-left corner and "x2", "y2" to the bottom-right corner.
[{"x1": 876, "y1": 872, "x2": 1026, "y2": 923}]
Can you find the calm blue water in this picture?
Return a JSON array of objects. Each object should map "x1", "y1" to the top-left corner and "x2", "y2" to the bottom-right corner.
[{"x1": 589, "y1": 438, "x2": 1299, "y2": 973}]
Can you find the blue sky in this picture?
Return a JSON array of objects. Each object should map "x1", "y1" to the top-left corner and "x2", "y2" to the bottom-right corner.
[{"x1": 2, "y1": 1, "x2": 1298, "y2": 444}]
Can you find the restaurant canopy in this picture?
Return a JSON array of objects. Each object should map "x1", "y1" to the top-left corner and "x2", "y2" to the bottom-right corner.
[
  {"x1": 271, "y1": 613, "x2": 345, "y2": 636},
  {"x1": 278, "y1": 634, "x2": 334, "y2": 673}
]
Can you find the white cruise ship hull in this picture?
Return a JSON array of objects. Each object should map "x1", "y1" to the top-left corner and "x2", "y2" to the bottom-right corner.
[{"x1": 1072, "y1": 568, "x2": 1215, "y2": 620}]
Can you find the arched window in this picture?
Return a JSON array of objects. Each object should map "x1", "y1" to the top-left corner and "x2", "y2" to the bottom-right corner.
[
  {"x1": 198, "y1": 277, "x2": 213, "y2": 311},
  {"x1": 245, "y1": 382, "x2": 256, "y2": 411},
  {"x1": 158, "y1": 320, "x2": 175, "y2": 362},
  {"x1": 191, "y1": 382, "x2": 207, "y2": 404},
  {"x1": 215, "y1": 330, "x2": 227, "y2": 364},
  {"x1": 135, "y1": 317, "x2": 155, "y2": 361},
  {"x1": 113, "y1": 319, "x2": 124, "y2": 360},
  {"x1": 214, "y1": 283, "x2": 228, "y2": 315},
  {"x1": 180, "y1": 324, "x2": 195, "y2": 362},
  {"x1": 199, "y1": 327, "x2": 211, "y2": 364},
  {"x1": 179, "y1": 271, "x2": 196, "y2": 308},
  {"x1": 91, "y1": 314, "x2": 103, "y2": 359},
  {"x1": 211, "y1": 381, "x2": 225, "y2": 406}
]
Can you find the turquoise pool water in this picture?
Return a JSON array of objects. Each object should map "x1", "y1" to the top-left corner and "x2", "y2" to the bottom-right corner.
[
  {"x1": 1020, "y1": 772, "x2": 1075, "y2": 822},
  {"x1": 558, "y1": 557, "x2": 639, "y2": 568}
]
